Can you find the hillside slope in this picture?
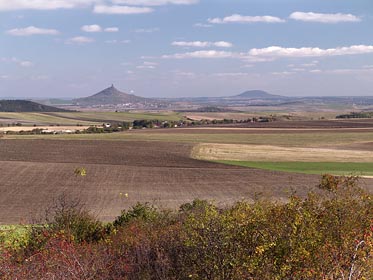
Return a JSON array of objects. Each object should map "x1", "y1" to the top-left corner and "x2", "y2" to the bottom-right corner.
[
  {"x1": 233, "y1": 90, "x2": 284, "y2": 99},
  {"x1": 0, "y1": 100, "x2": 71, "y2": 112}
]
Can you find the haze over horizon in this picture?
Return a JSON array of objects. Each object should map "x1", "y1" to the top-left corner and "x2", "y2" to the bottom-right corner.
[{"x1": 1, "y1": 0, "x2": 373, "y2": 99}]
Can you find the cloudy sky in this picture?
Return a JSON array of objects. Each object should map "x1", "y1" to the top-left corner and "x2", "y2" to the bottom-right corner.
[{"x1": 1, "y1": 0, "x2": 373, "y2": 98}]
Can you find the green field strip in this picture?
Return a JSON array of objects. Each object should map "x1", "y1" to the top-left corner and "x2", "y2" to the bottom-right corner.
[{"x1": 216, "y1": 161, "x2": 373, "y2": 176}]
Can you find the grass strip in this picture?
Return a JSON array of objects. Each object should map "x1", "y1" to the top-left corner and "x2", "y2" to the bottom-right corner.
[{"x1": 217, "y1": 161, "x2": 373, "y2": 176}]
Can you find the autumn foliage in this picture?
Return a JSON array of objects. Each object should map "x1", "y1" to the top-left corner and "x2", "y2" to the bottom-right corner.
[{"x1": 0, "y1": 175, "x2": 372, "y2": 279}]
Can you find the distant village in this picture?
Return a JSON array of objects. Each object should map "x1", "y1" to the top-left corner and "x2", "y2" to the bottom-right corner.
[{"x1": 1, "y1": 116, "x2": 274, "y2": 136}]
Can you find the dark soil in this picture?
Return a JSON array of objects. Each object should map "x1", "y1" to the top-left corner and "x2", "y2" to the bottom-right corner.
[{"x1": 0, "y1": 139, "x2": 329, "y2": 224}]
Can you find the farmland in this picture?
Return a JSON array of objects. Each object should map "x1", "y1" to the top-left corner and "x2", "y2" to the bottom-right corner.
[
  {"x1": 0, "y1": 139, "x2": 327, "y2": 224},
  {"x1": 3, "y1": 2, "x2": 373, "y2": 276},
  {"x1": 218, "y1": 161, "x2": 373, "y2": 176},
  {"x1": 193, "y1": 143, "x2": 373, "y2": 162},
  {"x1": 0, "y1": 125, "x2": 90, "y2": 133},
  {"x1": 0, "y1": 111, "x2": 182, "y2": 126},
  {"x1": 7, "y1": 127, "x2": 373, "y2": 147},
  {"x1": 0, "y1": 117, "x2": 373, "y2": 279},
  {"x1": 1, "y1": 119, "x2": 373, "y2": 224}
]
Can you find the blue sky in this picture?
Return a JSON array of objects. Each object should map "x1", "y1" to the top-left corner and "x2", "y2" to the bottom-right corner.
[{"x1": 1, "y1": 0, "x2": 373, "y2": 98}]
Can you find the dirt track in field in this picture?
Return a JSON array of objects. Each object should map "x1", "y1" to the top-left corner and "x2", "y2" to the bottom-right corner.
[{"x1": 0, "y1": 139, "x2": 333, "y2": 224}]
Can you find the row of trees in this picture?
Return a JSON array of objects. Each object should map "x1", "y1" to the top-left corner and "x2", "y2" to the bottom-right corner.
[
  {"x1": 0, "y1": 175, "x2": 372, "y2": 279},
  {"x1": 0, "y1": 115, "x2": 276, "y2": 135},
  {"x1": 336, "y1": 112, "x2": 373, "y2": 119},
  {"x1": 82, "y1": 117, "x2": 273, "y2": 134}
]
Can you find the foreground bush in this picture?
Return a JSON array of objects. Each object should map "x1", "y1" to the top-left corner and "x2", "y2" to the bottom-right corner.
[{"x1": 0, "y1": 175, "x2": 372, "y2": 279}]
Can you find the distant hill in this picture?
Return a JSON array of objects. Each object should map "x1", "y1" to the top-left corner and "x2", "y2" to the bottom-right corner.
[
  {"x1": 163, "y1": 90, "x2": 289, "y2": 107},
  {"x1": 233, "y1": 90, "x2": 284, "y2": 99},
  {"x1": 0, "y1": 100, "x2": 71, "y2": 112},
  {"x1": 73, "y1": 85, "x2": 159, "y2": 106}
]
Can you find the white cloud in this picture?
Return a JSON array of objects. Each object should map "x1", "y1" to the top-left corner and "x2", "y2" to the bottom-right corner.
[
  {"x1": 306, "y1": 68, "x2": 373, "y2": 75},
  {"x1": 163, "y1": 50, "x2": 272, "y2": 61},
  {"x1": 163, "y1": 50, "x2": 236, "y2": 59},
  {"x1": 143, "y1": 61, "x2": 158, "y2": 66},
  {"x1": 290, "y1": 68, "x2": 306, "y2": 72},
  {"x1": 136, "y1": 61, "x2": 158, "y2": 69},
  {"x1": 244, "y1": 56, "x2": 275, "y2": 63},
  {"x1": 112, "y1": 0, "x2": 198, "y2": 6},
  {"x1": 31, "y1": 75, "x2": 49, "y2": 80},
  {"x1": 0, "y1": 0, "x2": 98, "y2": 11},
  {"x1": 271, "y1": 71, "x2": 295, "y2": 76},
  {"x1": 82, "y1": 25, "x2": 119, "y2": 33},
  {"x1": 301, "y1": 60, "x2": 319, "y2": 67},
  {"x1": 6, "y1": 26, "x2": 59, "y2": 36},
  {"x1": 19, "y1": 60, "x2": 33, "y2": 67},
  {"x1": 172, "y1": 41, "x2": 209, "y2": 47},
  {"x1": 325, "y1": 68, "x2": 373, "y2": 74},
  {"x1": 136, "y1": 65, "x2": 155, "y2": 69},
  {"x1": 172, "y1": 41, "x2": 233, "y2": 48},
  {"x1": 0, "y1": 75, "x2": 10, "y2": 79},
  {"x1": 208, "y1": 14, "x2": 285, "y2": 24},
  {"x1": 287, "y1": 62, "x2": 318, "y2": 71},
  {"x1": 212, "y1": 72, "x2": 250, "y2": 77},
  {"x1": 289, "y1": 12, "x2": 361, "y2": 23},
  {"x1": 248, "y1": 45, "x2": 373, "y2": 58},
  {"x1": 133, "y1": 27, "x2": 159, "y2": 33},
  {"x1": 1, "y1": 57, "x2": 34, "y2": 67},
  {"x1": 194, "y1": 23, "x2": 212, "y2": 28},
  {"x1": 93, "y1": 5, "x2": 153, "y2": 14},
  {"x1": 81, "y1": 24, "x2": 102, "y2": 32},
  {"x1": 106, "y1": 39, "x2": 130, "y2": 44},
  {"x1": 0, "y1": 0, "x2": 197, "y2": 14},
  {"x1": 104, "y1": 27, "x2": 119, "y2": 32},
  {"x1": 140, "y1": 55, "x2": 157, "y2": 59},
  {"x1": 215, "y1": 41, "x2": 233, "y2": 48},
  {"x1": 163, "y1": 45, "x2": 373, "y2": 62},
  {"x1": 174, "y1": 71, "x2": 196, "y2": 77},
  {"x1": 309, "y1": 69, "x2": 322, "y2": 73},
  {"x1": 7, "y1": 57, "x2": 33, "y2": 67},
  {"x1": 66, "y1": 36, "x2": 94, "y2": 44}
]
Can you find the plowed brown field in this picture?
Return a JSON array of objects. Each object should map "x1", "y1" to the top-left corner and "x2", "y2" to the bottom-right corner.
[{"x1": 0, "y1": 139, "x2": 332, "y2": 224}]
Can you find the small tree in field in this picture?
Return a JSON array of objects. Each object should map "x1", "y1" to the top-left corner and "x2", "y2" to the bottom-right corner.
[{"x1": 74, "y1": 167, "x2": 86, "y2": 177}]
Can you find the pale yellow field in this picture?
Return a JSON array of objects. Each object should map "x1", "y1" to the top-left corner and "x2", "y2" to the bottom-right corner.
[{"x1": 193, "y1": 143, "x2": 373, "y2": 163}]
